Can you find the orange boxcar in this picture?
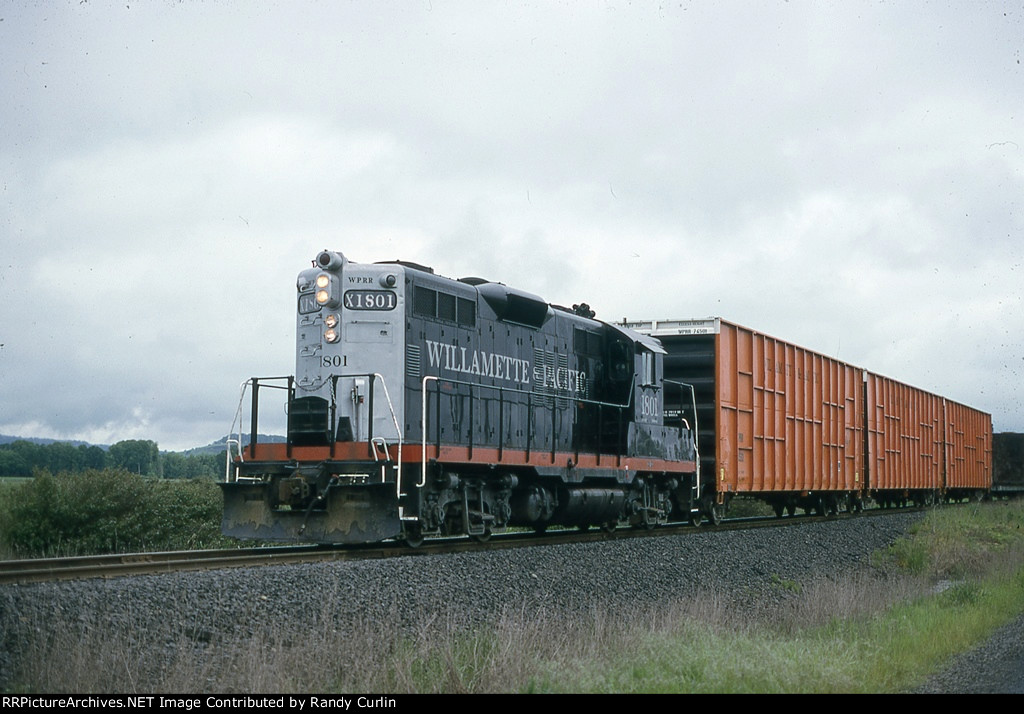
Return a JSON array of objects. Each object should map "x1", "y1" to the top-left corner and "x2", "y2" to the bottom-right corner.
[
  {"x1": 942, "y1": 398, "x2": 993, "y2": 497},
  {"x1": 864, "y1": 373, "x2": 991, "y2": 504},
  {"x1": 624, "y1": 317, "x2": 864, "y2": 515},
  {"x1": 626, "y1": 317, "x2": 993, "y2": 513},
  {"x1": 864, "y1": 372, "x2": 945, "y2": 503}
]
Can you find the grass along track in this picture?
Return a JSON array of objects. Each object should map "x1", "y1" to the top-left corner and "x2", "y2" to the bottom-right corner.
[{"x1": 3, "y1": 502, "x2": 1020, "y2": 692}]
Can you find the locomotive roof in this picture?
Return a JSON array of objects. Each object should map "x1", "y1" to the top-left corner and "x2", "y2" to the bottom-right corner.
[
  {"x1": 371, "y1": 256, "x2": 664, "y2": 347},
  {"x1": 607, "y1": 322, "x2": 667, "y2": 354},
  {"x1": 374, "y1": 259, "x2": 434, "y2": 274}
]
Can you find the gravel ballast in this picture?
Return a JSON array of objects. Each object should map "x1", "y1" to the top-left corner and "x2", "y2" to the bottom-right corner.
[
  {"x1": 2, "y1": 511, "x2": 1020, "y2": 692},
  {"x1": 912, "y1": 614, "x2": 1024, "y2": 694}
]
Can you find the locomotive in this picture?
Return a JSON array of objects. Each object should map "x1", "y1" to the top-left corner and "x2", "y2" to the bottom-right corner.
[
  {"x1": 993, "y1": 433, "x2": 1024, "y2": 498},
  {"x1": 221, "y1": 250, "x2": 702, "y2": 545}
]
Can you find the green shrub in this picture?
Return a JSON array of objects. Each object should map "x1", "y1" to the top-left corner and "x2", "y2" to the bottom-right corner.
[{"x1": 0, "y1": 469, "x2": 233, "y2": 556}]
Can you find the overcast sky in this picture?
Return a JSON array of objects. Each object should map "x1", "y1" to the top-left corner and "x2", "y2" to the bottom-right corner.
[{"x1": 1, "y1": 0, "x2": 1021, "y2": 450}]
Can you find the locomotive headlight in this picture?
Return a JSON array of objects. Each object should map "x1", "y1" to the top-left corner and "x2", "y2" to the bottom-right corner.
[
  {"x1": 315, "y1": 273, "x2": 341, "y2": 307},
  {"x1": 324, "y1": 327, "x2": 340, "y2": 343},
  {"x1": 379, "y1": 273, "x2": 398, "y2": 288},
  {"x1": 324, "y1": 313, "x2": 339, "y2": 328}
]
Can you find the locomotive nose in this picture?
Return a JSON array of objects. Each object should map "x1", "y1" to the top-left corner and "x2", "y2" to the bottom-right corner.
[{"x1": 316, "y1": 250, "x2": 346, "y2": 271}]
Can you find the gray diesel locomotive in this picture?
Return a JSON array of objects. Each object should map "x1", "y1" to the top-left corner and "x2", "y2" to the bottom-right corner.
[{"x1": 220, "y1": 250, "x2": 702, "y2": 545}]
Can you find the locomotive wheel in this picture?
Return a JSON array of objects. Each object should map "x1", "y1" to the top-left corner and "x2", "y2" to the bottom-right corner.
[
  {"x1": 688, "y1": 510, "x2": 703, "y2": 528},
  {"x1": 601, "y1": 521, "x2": 618, "y2": 534},
  {"x1": 633, "y1": 512, "x2": 656, "y2": 531},
  {"x1": 708, "y1": 502, "x2": 723, "y2": 527},
  {"x1": 470, "y1": 528, "x2": 491, "y2": 543},
  {"x1": 402, "y1": 524, "x2": 425, "y2": 549}
]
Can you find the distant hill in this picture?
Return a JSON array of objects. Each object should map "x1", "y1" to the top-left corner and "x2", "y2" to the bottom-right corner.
[
  {"x1": 0, "y1": 434, "x2": 109, "y2": 449},
  {"x1": 182, "y1": 434, "x2": 286, "y2": 456},
  {"x1": 0, "y1": 433, "x2": 285, "y2": 455}
]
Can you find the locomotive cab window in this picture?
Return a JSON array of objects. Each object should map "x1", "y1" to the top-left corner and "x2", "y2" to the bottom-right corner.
[
  {"x1": 610, "y1": 341, "x2": 632, "y2": 382},
  {"x1": 641, "y1": 349, "x2": 656, "y2": 387},
  {"x1": 574, "y1": 328, "x2": 602, "y2": 355}
]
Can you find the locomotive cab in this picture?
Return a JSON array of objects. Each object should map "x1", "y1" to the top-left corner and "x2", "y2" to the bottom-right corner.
[
  {"x1": 607, "y1": 329, "x2": 693, "y2": 463},
  {"x1": 630, "y1": 336, "x2": 690, "y2": 461}
]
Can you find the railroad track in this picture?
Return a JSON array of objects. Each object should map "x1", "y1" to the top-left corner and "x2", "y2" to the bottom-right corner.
[
  {"x1": 0, "y1": 508, "x2": 904, "y2": 584},
  {"x1": 0, "y1": 544, "x2": 384, "y2": 584}
]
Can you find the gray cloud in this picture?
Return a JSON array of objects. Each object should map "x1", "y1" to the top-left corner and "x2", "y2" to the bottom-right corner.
[{"x1": 1, "y1": 1, "x2": 1021, "y2": 449}]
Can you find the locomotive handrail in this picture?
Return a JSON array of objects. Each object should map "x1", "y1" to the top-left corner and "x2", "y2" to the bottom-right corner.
[
  {"x1": 224, "y1": 438, "x2": 241, "y2": 481},
  {"x1": 419, "y1": 376, "x2": 438, "y2": 489},
  {"x1": 419, "y1": 374, "x2": 638, "y2": 488},
  {"x1": 226, "y1": 379, "x2": 251, "y2": 481},
  {"x1": 323, "y1": 372, "x2": 403, "y2": 488},
  {"x1": 664, "y1": 378, "x2": 701, "y2": 504},
  {"x1": 226, "y1": 376, "x2": 293, "y2": 481},
  {"x1": 228, "y1": 373, "x2": 403, "y2": 486},
  {"x1": 370, "y1": 373, "x2": 403, "y2": 491}
]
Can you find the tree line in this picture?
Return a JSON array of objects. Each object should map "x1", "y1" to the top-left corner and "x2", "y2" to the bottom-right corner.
[{"x1": 0, "y1": 439, "x2": 224, "y2": 479}]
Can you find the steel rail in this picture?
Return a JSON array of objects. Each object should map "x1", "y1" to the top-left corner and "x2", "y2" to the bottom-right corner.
[
  {"x1": 0, "y1": 544, "x2": 371, "y2": 585},
  {"x1": 0, "y1": 507, "x2": 920, "y2": 585}
]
